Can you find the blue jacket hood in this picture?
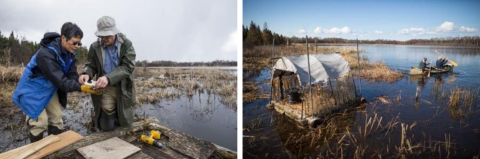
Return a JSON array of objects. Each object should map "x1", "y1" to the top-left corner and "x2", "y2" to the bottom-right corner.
[{"x1": 40, "y1": 32, "x2": 61, "y2": 49}]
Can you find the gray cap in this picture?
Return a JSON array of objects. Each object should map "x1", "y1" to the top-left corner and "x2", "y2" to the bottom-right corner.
[{"x1": 95, "y1": 16, "x2": 120, "y2": 36}]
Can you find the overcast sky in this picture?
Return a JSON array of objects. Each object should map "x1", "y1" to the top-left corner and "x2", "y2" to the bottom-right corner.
[{"x1": 0, "y1": 0, "x2": 237, "y2": 62}]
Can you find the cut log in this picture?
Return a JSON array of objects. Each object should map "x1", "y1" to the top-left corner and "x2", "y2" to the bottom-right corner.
[{"x1": 306, "y1": 117, "x2": 322, "y2": 128}]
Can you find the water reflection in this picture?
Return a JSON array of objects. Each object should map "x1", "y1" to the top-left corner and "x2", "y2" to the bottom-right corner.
[
  {"x1": 245, "y1": 45, "x2": 480, "y2": 157},
  {"x1": 136, "y1": 90, "x2": 237, "y2": 150}
]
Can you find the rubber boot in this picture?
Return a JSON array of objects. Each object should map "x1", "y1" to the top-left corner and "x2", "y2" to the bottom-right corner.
[
  {"x1": 48, "y1": 125, "x2": 64, "y2": 135},
  {"x1": 29, "y1": 132, "x2": 44, "y2": 143},
  {"x1": 99, "y1": 110, "x2": 117, "y2": 131}
]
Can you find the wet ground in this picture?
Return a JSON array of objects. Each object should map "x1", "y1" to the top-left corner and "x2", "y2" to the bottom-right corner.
[
  {"x1": 0, "y1": 68, "x2": 237, "y2": 153},
  {"x1": 243, "y1": 45, "x2": 480, "y2": 158}
]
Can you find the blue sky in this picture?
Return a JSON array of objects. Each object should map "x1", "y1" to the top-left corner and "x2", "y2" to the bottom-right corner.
[{"x1": 243, "y1": 0, "x2": 480, "y2": 41}]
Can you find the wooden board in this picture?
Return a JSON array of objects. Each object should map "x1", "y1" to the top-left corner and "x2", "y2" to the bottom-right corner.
[
  {"x1": 26, "y1": 130, "x2": 83, "y2": 159},
  {"x1": 77, "y1": 137, "x2": 141, "y2": 159},
  {"x1": 0, "y1": 135, "x2": 60, "y2": 159},
  {"x1": 166, "y1": 129, "x2": 217, "y2": 159}
]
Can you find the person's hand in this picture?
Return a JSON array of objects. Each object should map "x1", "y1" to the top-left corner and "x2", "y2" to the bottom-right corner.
[
  {"x1": 79, "y1": 74, "x2": 90, "y2": 85},
  {"x1": 81, "y1": 85, "x2": 102, "y2": 95},
  {"x1": 95, "y1": 76, "x2": 109, "y2": 89}
]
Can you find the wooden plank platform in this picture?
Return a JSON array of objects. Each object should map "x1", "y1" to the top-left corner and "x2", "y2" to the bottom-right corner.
[
  {"x1": 166, "y1": 129, "x2": 217, "y2": 159},
  {"x1": 272, "y1": 98, "x2": 362, "y2": 128},
  {"x1": 44, "y1": 118, "x2": 237, "y2": 159}
]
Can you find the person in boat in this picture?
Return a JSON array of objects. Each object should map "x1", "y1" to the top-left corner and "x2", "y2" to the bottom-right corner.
[
  {"x1": 419, "y1": 57, "x2": 430, "y2": 73},
  {"x1": 435, "y1": 56, "x2": 449, "y2": 69}
]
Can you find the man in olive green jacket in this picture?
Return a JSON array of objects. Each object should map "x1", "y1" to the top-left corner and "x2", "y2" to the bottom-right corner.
[{"x1": 79, "y1": 16, "x2": 136, "y2": 131}]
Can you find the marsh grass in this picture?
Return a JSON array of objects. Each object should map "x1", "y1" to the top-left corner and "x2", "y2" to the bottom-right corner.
[
  {"x1": 246, "y1": 45, "x2": 404, "y2": 82},
  {"x1": 0, "y1": 66, "x2": 237, "y2": 111},
  {"x1": 243, "y1": 45, "x2": 476, "y2": 158},
  {"x1": 270, "y1": 73, "x2": 357, "y2": 117},
  {"x1": 0, "y1": 65, "x2": 23, "y2": 83},
  {"x1": 0, "y1": 82, "x2": 19, "y2": 110},
  {"x1": 255, "y1": 98, "x2": 463, "y2": 158},
  {"x1": 0, "y1": 65, "x2": 23, "y2": 111},
  {"x1": 448, "y1": 87, "x2": 479, "y2": 121},
  {"x1": 243, "y1": 45, "x2": 404, "y2": 103},
  {"x1": 134, "y1": 68, "x2": 237, "y2": 109}
]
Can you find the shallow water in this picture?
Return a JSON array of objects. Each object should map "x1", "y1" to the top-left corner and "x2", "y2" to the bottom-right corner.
[
  {"x1": 136, "y1": 90, "x2": 237, "y2": 151},
  {"x1": 244, "y1": 45, "x2": 480, "y2": 157},
  {"x1": 0, "y1": 69, "x2": 237, "y2": 153}
]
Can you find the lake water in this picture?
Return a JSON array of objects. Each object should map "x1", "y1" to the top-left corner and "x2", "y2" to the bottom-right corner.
[{"x1": 244, "y1": 45, "x2": 480, "y2": 158}]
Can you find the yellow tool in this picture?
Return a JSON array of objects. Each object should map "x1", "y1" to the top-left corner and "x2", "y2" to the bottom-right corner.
[
  {"x1": 150, "y1": 130, "x2": 161, "y2": 140},
  {"x1": 140, "y1": 135, "x2": 163, "y2": 148},
  {"x1": 140, "y1": 130, "x2": 163, "y2": 148}
]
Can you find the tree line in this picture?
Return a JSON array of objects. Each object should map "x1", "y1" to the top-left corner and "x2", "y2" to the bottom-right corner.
[
  {"x1": 135, "y1": 60, "x2": 237, "y2": 67},
  {"x1": 1, "y1": 30, "x2": 236, "y2": 67},
  {"x1": 0, "y1": 30, "x2": 88, "y2": 67},
  {"x1": 243, "y1": 21, "x2": 289, "y2": 47},
  {"x1": 243, "y1": 21, "x2": 480, "y2": 47},
  {"x1": 290, "y1": 36, "x2": 480, "y2": 46}
]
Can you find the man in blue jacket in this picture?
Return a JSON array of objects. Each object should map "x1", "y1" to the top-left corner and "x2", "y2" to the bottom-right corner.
[
  {"x1": 435, "y1": 56, "x2": 449, "y2": 69},
  {"x1": 12, "y1": 22, "x2": 101, "y2": 143}
]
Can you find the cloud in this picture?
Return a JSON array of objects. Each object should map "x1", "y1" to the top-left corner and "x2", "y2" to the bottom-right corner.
[
  {"x1": 314, "y1": 27, "x2": 322, "y2": 34},
  {"x1": 298, "y1": 29, "x2": 306, "y2": 34},
  {"x1": 314, "y1": 26, "x2": 350, "y2": 34},
  {"x1": 222, "y1": 30, "x2": 237, "y2": 53},
  {"x1": 351, "y1": 33, "x2": 369, "y2": 37},
  {"x1": 374, "y1": 30, "x2": 383, "y2": 34},
  {"x1": 399, "y1": 21, "x2": 478, "y2": 36},
  {"x1": 459, "y1": 26, "x2": 477, "y2": 32},
  {"x1": 398, "y1": 27, "x2": 425, "y2": 34},
  {"x1": 0, "y1": 0, "x2": 237, "y2": 62},
  {"x1": 436, "y1": 21, "x2": 455, "y2": 32}
]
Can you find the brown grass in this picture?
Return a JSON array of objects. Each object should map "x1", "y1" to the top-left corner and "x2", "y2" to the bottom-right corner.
[
  {"x1": 0, "y1": 66, "x2": 23, "y2": 111},
  {"x1": 0, "y1": 65, "x2": 23, "y2": 83},
  {"x1": 134, "y1": 68, "x2": 237, "y2": 109},
  {"x1": 0, "y1": 66, "x2": 237, "y2": 110},
  {"x1": 243, "y1": 45, "x2": 404, "y2": 103},
  {"x1": 243, "y1": 45, "x2": 404, "y2": 83},
  {"x1": 448, "y1": 87, "x2": 479, "y2": 121}
]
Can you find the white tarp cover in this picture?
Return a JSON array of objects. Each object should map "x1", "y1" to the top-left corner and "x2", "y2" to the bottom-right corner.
[{"x1": 272, "y1": 53, "x2": 350, "y2": 86}]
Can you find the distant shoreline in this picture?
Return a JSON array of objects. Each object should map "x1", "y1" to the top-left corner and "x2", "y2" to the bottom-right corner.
[
  {"x1": 294, "y1": 43, "x2": 480, "y2": 48},
  {"x1": 138, "y1": 66, "x2": 237, "y2": 70}
]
